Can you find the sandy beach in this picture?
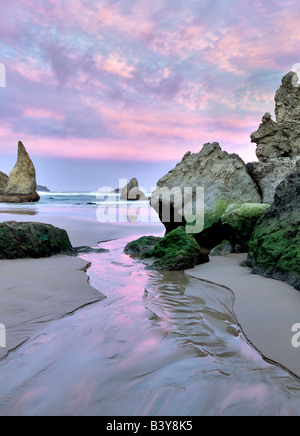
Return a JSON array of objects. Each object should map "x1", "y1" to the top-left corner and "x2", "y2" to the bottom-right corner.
[
  {"x1": 0, "y1": 255, "x2": 104, "y2": 360},
  {"x1": 1, "y1": 208, "x2": 300, "y2": 415},
  {"x1": 0, "y1": 209, "x2": 299, "y2": 377},
  {"x1": 0, "y1": 210, "x2": 164, "y2": 362},
  {"x1": 186, "y1": 254, "x2": 300, "y2": 378}
]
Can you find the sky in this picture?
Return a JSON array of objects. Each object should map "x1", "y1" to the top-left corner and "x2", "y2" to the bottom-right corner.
[{"x1": 0, "y1": 0, "x2": 300, "y2": 191}]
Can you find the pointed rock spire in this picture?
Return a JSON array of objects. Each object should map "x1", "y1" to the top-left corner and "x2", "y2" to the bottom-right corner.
[{"x1": 0, "y1": 141, "x2": 40, "y2": 203}]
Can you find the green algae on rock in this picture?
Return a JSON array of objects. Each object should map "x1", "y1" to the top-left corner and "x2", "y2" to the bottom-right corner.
[
  {"x1": 195, "y1": 203, "x2": 270, "y2": 253},
  {"x1": 221, "y1": 203, "x2": 271, "y2": 251},
  {"x1": 248, "y1": 169, "x2": 300, "y2": 291},
  {"x1": 141, "y1": 226, "x2": 209, "y2": 271},
  {"x1": 124, "y1": 236, "x2": 163, "y2": 256},
  {"x1": 0, "y1": 221, "x2": 76, "y2": 259}
]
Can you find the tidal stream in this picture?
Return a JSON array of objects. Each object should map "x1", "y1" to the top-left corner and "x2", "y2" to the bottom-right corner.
[{"x1": 1, "y1": 236, "x2": 300, "y2": 416}]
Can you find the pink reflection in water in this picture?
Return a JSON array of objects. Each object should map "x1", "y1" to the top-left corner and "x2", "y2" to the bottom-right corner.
[{"x1": 1, "y1": 235, "x2": 300, "y2": 416}]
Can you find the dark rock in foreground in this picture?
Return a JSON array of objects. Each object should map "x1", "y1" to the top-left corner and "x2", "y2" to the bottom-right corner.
[
  {"x1": 141, "y1": 227, "x2": 209, "y2": 271},
  {"x1": 124, "y1": 236, "x2": 163, "y2": 256},
  {"x1": 0, "y1": 221, "x2": 76, "y2": 259},
  {"x1": 248, "y1": 169, "x2": 300, "y2": 291}
]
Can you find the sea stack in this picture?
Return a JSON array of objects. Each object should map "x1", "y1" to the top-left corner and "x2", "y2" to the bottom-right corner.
[
  {"x1": 120, "y1": 178, "x2": 147, "y2": 201},
  {"x1": 0, "y1": 141, "x2": 40, "y2": 203},
  {"x1": 247, "y1": 71, "x2": 300, "y2": 203}
]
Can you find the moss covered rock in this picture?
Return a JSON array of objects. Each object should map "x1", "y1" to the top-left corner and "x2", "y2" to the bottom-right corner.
[
  {"x1": 248, "y1": 169, "x2": 300, "y2": 290},
  {"x1": 141, "y1": 226, "x2": 209, "y2": 271},
  {"x1": 195, "y1": 203, "x2": 270, "y2": 253},
  {"x1": 0, "y1": 221, "x2": 76, "y2": 259},
  {"x1": 221, "y1": 203, "x2": 270, "y2": 251},
  {"x1": 124, "y1": 236, "x2": 162, "y2": 256}
]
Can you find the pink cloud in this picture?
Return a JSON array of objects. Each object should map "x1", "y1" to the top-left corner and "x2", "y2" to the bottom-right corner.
[
  {"x1": 1, "y1": 0, "x2": 299, "y2": 178},
  {"x1": 22, "y1": 107, "x2": 65, "y2": 121},
  {"x1": 102, "y1": 54, "x2": 136, "y2": 79},
  {"x1": 7, "y1": 57, "x2": 53, "y2": 84}
]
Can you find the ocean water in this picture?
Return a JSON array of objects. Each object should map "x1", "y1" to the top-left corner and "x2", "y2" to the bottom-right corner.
[
  {"x1": 0, "y1": 191, "x2": 160, "y2": 226},
  {"x1": 1, "y1": 193, "x2": 300, "y2": 415}
]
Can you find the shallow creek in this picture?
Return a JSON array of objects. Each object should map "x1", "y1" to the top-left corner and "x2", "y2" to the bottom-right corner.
[{"x1": 1, "y1": 236, "x2": 300, "y2": 416}]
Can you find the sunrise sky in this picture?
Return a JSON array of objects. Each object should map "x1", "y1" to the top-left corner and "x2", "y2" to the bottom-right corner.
[{"x1": 0, "y1": 0, "x2": 300, "y2": 190}]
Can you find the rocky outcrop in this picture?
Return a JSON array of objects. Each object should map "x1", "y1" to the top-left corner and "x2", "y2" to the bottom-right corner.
[
  {"x1": 120, "y1": 178, "x2": 148, "y2": 201},
  {"x1": 248, "y1": 169, "x2": 300, "y2": 291},
  {"x1": 151, "y1": 142, "x2": 262, "y2": 232},
  {"x1": 140, "y1": 227, "x2": 209, "y2": 271},
  {"x1": 37, "y1": 185, "x2": 50, "y2": 192},
  {"x1": 0, "y1": 172, "x2": 9, "y2": 194},
  {"x1": 249, "y1": 72, "x2": 300, "y2": 203},
  {"x1": 250, "y1": 112, "x2": 291, "y2": 161},
  {"x1": 247, "y1": 157, "x2": 300, "y2": 204},
  {"x1": 151, "y1": 72, "x2": 300, "y2": 232},
  {"x1": 275, "y1": 71, "x2": 300, "y2": 156},
  {"x1": 0, "y1": 221, "x2": 76, "y2": 259},
  {"x1": 251, "y1": 72, "x2": 300, "y2": 160},
  {"x1": 0, "y1": 142, "x2": 40, "y2": 203}
]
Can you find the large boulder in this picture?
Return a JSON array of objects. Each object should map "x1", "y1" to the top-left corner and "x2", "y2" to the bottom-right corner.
[
  {"x1": 0, "y1": 221, "x2": 76, "y2": 259},
  {"x1": 248, "y1": 169, "x2": 300, "y2": 291},
  {"x1": 141, "y1": 226, "x2": 209, "y2": 271},
  {"x1": 151, "y1": 142, "x2": 262, "y2": 232},
  {"x1": 0, "y1": 142, "x2": 40, "y2": 203}
]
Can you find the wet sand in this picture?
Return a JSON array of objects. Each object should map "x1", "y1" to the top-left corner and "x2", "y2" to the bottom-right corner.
[
  {"x1": 0, "y1": 255, "x2": 104, "y2": 360},
  {"x1": 186, "y1": 254, "x2": 300, "y2": 378},
  {"x1": 2, "y1": 237, "x2": 300, "y2": 416},
  {"x1": 1, "y1": 207, "x2": 300, "y2": 397},
  {"x1": 0, "y1": 213, "x2": 164, "y2": 362}
]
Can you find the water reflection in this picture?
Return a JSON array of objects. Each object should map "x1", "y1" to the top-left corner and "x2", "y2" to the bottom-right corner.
[{"x1": 1, "y1": 236, "x2": 300, "y2": 416}]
